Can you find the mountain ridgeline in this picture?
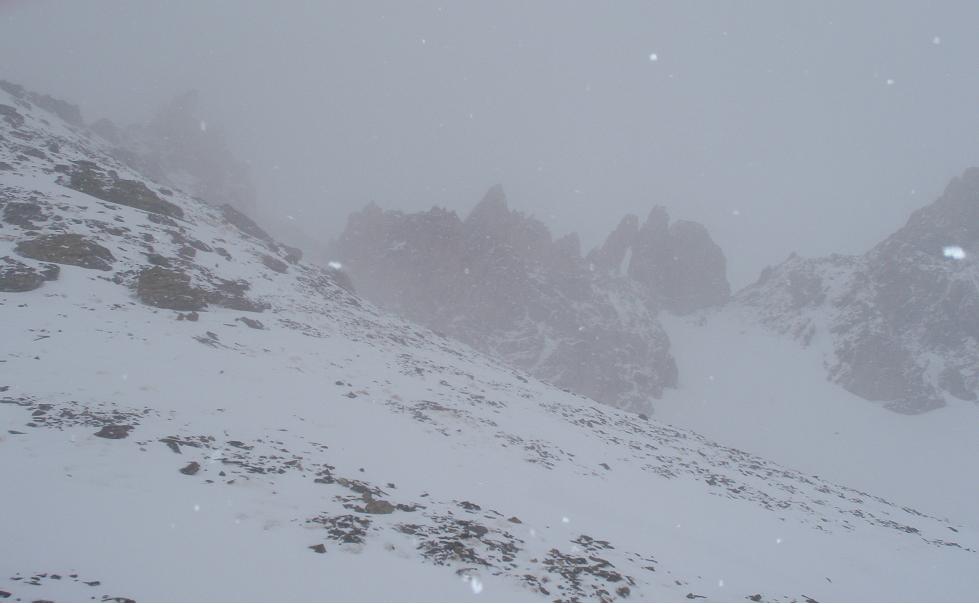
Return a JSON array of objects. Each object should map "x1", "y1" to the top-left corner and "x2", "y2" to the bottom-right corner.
[
  {"x1": 737, "y1": 168, "x2": 979, "y2": 413},
  {"x1": 335, "y1": 173, "x2": 979, "y2": 415},
  {"x1": 333, "y1": 186, "x2": 731, "y2": 413}
]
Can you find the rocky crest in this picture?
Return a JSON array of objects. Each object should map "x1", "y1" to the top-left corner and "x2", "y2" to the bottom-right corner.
[
  {"x1": 334, "y1": 187, "x2": 730, "y2": 413},
  {"x1": 737, "y1": 168, "x2": 979, "y2": 413}
]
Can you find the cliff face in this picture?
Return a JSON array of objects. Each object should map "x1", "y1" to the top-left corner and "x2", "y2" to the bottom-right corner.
[
  {"x1": 335, "y1": 187, "x2": 731, "y2": 413},
  {"x1": 737, "y1": 168, "x2": 979, "y2": 413}
]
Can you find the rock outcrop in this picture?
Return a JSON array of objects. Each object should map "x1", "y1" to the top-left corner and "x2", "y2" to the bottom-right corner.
[
  {"x1": 334, "y1": 187, "x2": 729, "y2": 413},
  {"x1": 738, "y1": 167, "x2": 979, "y2": 413}
]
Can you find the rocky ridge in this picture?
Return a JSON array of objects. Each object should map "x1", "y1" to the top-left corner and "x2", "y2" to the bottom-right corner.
[
  {"x1": 334, "y1": 187, "x2": 729, "y2": 413},
  {"x1": 736, "y1": 168, "x2": 979, "y2": 413}
]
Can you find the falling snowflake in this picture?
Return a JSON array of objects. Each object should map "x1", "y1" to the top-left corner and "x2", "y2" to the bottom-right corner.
[
  {"x1": 199, "y1": 120, "x2": 207, "y2": 132},
  {"x1": 469, "y1": 576, "x2": 484, "y2": 594},
  {"x1": 328, "y1": 261, "x2": 343, "y2": 270},
  {"x1": 562, "y1": 516, "x2": 570, "y2": 524},
  {"x1": 932, "y1": 36, "x2": 942, "y2": 45},
  {"x1": 776, "y1": 537, "x2": 783, "y2": 544},
  {"x1": 732, "y1": 209, "x2": 741, "y2": 216},
  {"x1": 193, "y1": 504, "x2": 200, "y2": 512},
  {"x1": 886, "y1": 78, "x2": 895, "y2": 86},
  {"x1": 943, "y1": 246, "x2": 966, "y2": 260},
  {"x1": 718, "y1": 579, "x2": 725, "y2": 588},
  {"x1": 649, "y1": 52, "x2": 658, "y2": 62}
]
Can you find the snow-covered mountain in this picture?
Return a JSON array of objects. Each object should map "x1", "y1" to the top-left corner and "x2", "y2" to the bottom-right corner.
[
  {"x1": 736, "y1": 168, "x2": 979, "y2": 413},
  {"x1": 332, "y1": 192, "x2": 729, "y2": 414},
  {"x1": 2, "y1": 84, "x2": 978, "y2": 602}
]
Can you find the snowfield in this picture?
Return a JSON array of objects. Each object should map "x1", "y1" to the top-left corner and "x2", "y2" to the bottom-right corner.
[{"x1": 2, "y1": 84, "x2": 978, "y2": 602}]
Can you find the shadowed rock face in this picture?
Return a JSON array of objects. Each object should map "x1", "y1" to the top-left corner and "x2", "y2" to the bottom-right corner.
[
  {"x1": 738, "y1": 167, "x2": 979, "y2": 413},
  {"x1": 333, "y1": 186, "x2": 734, "y2": 413}
]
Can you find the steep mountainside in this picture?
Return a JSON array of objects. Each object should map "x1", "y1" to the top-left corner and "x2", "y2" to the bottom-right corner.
[
  {"x1": 736, "y1": 168, "x2": 979, "y2": 413},
  {"x1": 2, "y1": 85, "x2": 977, "y2": 601},
  {"x1": 87, "y1": 88, "x2": 258, "y2": 214},
  {"x1": 333, "y1": 189, "x2": 729, "y2": 414}
]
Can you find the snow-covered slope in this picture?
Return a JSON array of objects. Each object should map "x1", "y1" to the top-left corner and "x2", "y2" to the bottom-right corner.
[
  {"x1": 2, "y1": 85, "x2": 978, "y2": 602},
  {"x1": 656, "y1": 308, "x2": 979, "y2": 528}
]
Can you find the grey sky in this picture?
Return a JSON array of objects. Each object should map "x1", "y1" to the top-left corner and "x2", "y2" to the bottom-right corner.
[{"x1": 2, "y1": 0, "x2": 977, "y2": 286}]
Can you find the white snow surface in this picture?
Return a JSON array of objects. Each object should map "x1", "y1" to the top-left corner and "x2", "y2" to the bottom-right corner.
[
  {"x1": 657, "y1": 308, "x2": 979, "y2": 528},
  {"x1": 1, "y1": 86, "x2": 978, "y2": 602}
]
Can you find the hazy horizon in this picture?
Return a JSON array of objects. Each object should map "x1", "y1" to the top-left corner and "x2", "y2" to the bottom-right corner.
[{"x1": 3, "y1": 0, "x2": 978, "y2": 287}]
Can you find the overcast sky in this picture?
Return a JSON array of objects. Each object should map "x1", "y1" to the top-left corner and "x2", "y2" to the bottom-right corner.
[{"x1": 2, "y1": 0, "x2": 977, "y2": 286}]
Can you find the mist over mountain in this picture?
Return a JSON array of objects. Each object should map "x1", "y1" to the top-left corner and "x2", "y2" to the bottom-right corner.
[
  {"x1": 3, "y1": 79, "x2": 979, "y2": 603},
  {"x1": 333, "y1": 187, "x2": 733, "y2": 413},
  {"x1": 3, "y1": 1, "x2": 979, "y2": 600}
]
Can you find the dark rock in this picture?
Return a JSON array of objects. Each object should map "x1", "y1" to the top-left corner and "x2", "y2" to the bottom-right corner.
[
  {"x1": 283, "y1": 245, "x2": 303, "y2": 264},
  {"x1": 236, "y1": 316, "x2": 265, "y2": 330},
  {"x1": 363, "y1": 499, "x2": 396, "y2": 514},
  {"x1": 179, "y1": 461, "x2": 200, "y2": 475},
  {"x1": 0, "y1": 589, "x2": 9, "y2": 598},
  {"x1": 137, "y1": 267, "x2": 207, "y2": 311},
  {"x1": 309, "y1": 544, "x2": 327, "y2": 553},
  {"x1": 0, "y1": 257, "x2": 58, "y2": 292},
  {"x1": 3, "y1": 201, "x2": 47, "y2": 229},
  {"x1": 176, "y1": 311, "x2": 199, "y2": 322},
  {"x1": 94, "y1": 424, "x2": 133, "y2": 439},
  {"x1": 145, "y1": 253, "x2": 171, "y2": 267},
  {"x1": 203, "y1": 277, "x2": 267, "y2": 312},
  {"x1": 747, "y1": 595, "x2": 763, "y2": 602},
  {"x1": 262, "y1": 254, "x2": 288, "y2": 273},
  {"x1": 66, "y1": 160, "x2": 183, "y2": 219},
  {"x1": 16, "y1": 234, "x2": 114, "y2": 271}
]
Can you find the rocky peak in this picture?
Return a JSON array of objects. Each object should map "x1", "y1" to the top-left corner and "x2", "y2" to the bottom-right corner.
[
  {"x1": 334, "y1": 189, "x2": 685, "y2": 413},
  {"x1": 738, "y1": 166, "x2": 979, "y2": 413},
  {"x1": 586, "y1": 205, "x2": 732, "y2": 314},
  {"x1": 586, "y1": 214, "x2": 639, "y2": 274}
]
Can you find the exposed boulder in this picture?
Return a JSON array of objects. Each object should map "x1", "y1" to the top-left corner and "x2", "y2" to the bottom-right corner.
[
  {"x1": 16, "y1": 233, "x2": 115, "y2": 271},
  {"x1": 0, "y1": 256, "x2": 59, "y2": 292},
  {"x1": 203, "y1": 276, "x2": 267, "y2": 313},
  {"x1": 136, "y1": 266, "x2": 207, "y2": 311},
  {"x1": 65, "y1": 160, "x2": 184, "y2": 219},
  {"x1": 94, "y1": 424, "x2": 133, "y2": 439},
  {"x1": 262, "y1": 254, "x2": 288, "y2": 274},
  {"x1": 2, "y1": 201, "x2": 47, "y2": 229}
]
